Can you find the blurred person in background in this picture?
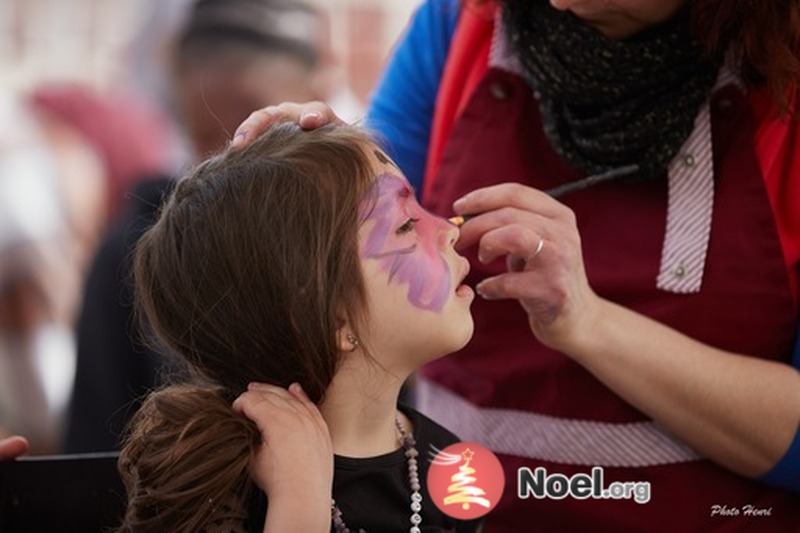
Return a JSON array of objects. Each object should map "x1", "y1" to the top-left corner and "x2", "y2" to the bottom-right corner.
[
  {"x1": 29, "y1": 83, "x2": 173, "y2": 225},
  {"x1": 124, "y1": 0, "x2": 361, "y2": 169},
  {"x1": 0, "y1": 84, "x2": 172, "y2": 455},
  {"x1": 64, "y1": 0, "x2": 334, "y2": 453},
  {"x1": 171, "y1": 0, "x2": 331, "y2": 158},
  {"x1": 0, "y1": 94, "x2": 94, "y2": 453}
]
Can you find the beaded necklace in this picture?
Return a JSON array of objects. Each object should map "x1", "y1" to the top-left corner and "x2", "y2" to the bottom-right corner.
[{"x1": 331, "y1": 416, "x2": 422, "y2": 533}]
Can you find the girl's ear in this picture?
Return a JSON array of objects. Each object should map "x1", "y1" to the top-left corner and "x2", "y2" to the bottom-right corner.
[{"x1": 336, "y1": 321, "x2": 360, "y2": 352}]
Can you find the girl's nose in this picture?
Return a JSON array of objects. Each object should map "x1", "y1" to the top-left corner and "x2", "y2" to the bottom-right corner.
[{"x1": 441, "y1": 218, "x2": 460, "y2": 248}]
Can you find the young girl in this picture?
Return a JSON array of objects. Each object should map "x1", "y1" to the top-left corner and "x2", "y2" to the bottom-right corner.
[{"x1": 118, "y1": 123, "x2": 478, "y2": 532}]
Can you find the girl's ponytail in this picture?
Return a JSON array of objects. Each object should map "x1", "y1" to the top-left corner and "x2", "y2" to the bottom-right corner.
[{"x1": 118, "y1": 384, "x2": 260, "y2": 532}]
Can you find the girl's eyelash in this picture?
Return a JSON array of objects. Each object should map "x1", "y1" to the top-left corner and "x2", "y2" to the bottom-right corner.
[{"x1": 396, "y1": 217, "x2": 420, "y2": 235}]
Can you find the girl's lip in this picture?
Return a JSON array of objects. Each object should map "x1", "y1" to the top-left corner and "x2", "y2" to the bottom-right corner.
[
  {"x1": 456, "y1": 258, "x2": 470, "y2": 286},
  {"x1": 456, "y1": 283, "x2": 475, "y2": 299},
  {"x1": 453, "y1": 257, "x2": 474, "y2": 300}
]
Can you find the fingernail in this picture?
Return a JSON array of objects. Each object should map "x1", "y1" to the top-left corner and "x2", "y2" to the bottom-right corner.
[
  {"x1": 453, "y1": 194, "x2": 471, "y2": 209},
  {"x1": 231, "y1": 131, "x2": 247, "y2": 148},
  {"x1": 299, "y1": 112, "x2": 321, "y2": 126},
  {"x1": 475, "y1": 283, "x2": 493, "y2": 300},
  {"x1": 475, "y1": 284, "x2": 485, "y2": 298}
]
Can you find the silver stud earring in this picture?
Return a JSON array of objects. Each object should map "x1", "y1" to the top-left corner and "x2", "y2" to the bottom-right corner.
[{"x1": 346, "y1": 332, "x2": 360, "y2": 350}]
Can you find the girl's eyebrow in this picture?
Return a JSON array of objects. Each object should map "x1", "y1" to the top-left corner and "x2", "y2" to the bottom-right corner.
[{"x1": 373, "y1": 171, "x2": 415, "y2": 207}]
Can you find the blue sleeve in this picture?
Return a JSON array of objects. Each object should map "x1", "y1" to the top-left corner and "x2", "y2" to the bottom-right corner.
[
  {"x1": 759, "y1": 327, "x2": 800, "y2": 492},
  {"x1": 761, "y1": 430, "x2": 800, "y2": 493},
  {"x1": 364, "y1": 0, "x2": 460, "y2": 192},
  {"x1": 793, "y1": 325, "x2": 800, "y2": 368}
]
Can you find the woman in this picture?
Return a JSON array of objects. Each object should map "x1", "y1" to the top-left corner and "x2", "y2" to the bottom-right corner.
[{"x1": 232, "y1": 0, "x2": 800, "y2": 530}]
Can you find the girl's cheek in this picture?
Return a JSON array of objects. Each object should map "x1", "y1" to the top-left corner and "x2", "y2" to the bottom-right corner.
[{"x1": 415, "y1": 217, "x2": 441, "y2": 254}]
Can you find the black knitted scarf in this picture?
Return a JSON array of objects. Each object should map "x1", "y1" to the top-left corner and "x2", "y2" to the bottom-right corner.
[{"x1": 502, "y1": 0, "x2": 720, "y2": 176}]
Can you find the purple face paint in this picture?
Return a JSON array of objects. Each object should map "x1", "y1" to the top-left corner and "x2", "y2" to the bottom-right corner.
[{"x1": 361, "y1": 173, "x2": 452, "y2": 312}]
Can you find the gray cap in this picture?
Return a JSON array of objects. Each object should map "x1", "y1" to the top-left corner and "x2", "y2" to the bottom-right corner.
[{"x1": 180, "y1": 0, "x2": 321, "y2": 66}]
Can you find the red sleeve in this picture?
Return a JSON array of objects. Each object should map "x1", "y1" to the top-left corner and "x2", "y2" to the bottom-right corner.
[
  {"x1": 423, "y1": 2, "x2": 495, "y2": 202},
  {"x1": 751, "y1": 88, "x2": 800, "y2": 302}
]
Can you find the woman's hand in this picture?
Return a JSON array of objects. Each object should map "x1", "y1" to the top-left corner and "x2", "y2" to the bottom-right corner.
[
  {"x1": 453, "y1": 183, "x2": 602, "y2": 351},
  {"x1": 0, "y1": 435, "x2": 29, "y2": 460},
  {"x1": 454, "y1": 183, "x2": 800, "y2": 480},
  {"x1": 231, "y1": 101, "x2": 344, "y2": 149},
  {"x1": 233, "y1": 382, "x2": 332, "y2": 532}
]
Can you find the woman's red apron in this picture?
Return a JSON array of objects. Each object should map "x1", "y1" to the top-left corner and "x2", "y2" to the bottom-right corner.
[{"x1": 420, "y1": 63, "x2": 800, "y2": 531}]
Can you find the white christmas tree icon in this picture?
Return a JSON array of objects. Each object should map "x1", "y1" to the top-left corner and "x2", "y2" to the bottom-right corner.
[{"x1": 431, "y1": 447, "x2": 491, "y2": 510}]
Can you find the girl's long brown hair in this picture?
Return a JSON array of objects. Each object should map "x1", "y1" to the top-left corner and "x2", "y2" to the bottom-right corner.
[{"x1": 118, "y1": 123, "x2": 375, "y2": 532}]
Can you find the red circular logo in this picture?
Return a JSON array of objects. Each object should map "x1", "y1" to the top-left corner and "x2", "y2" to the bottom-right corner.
[{"x1": 427, "y1": 442, "x2": 505, "y2": 520}]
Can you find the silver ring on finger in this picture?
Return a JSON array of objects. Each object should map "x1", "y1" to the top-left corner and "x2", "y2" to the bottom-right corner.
[{"x1": 526, "y1": 236, "x2": 544, "y2": 262}]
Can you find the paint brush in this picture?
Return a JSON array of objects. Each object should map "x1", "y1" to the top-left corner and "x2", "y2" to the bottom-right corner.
[
  {"x1": 543, "y1": 164, "x2": 639, "y2": 199},
  {"x1": 448, "y1": 164, "x2": 640, "y2": 226}
]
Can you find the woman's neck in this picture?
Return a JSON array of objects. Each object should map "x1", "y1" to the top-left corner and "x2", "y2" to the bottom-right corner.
[{"x1": 319, "y1": 361, "x2": 410, "y2": 458}]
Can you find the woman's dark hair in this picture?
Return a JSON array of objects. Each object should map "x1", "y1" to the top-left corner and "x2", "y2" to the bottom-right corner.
[
  {"x1": 483, "y1": 0, "x2": 799, "y2": 114},
  {"x1": 692, "y1": 0, "x2": 800, "y2": 115},
  {"x1": 118, "y1": 123, "x2": 375, "y2": 531}
]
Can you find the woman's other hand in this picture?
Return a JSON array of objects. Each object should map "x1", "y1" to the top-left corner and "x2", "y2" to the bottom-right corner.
[
  {"x1": 231, "y1": 101, "x2": 344, "y2": 149},
  {"x1": 233, "y1": 382, "x2": 332, "y2": 532}
]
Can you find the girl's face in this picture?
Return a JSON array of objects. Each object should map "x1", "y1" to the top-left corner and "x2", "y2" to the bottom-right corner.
[
  {"x1": 356, "y1": 149, "x2": 474, "y2": 371},
  {"x1": 549, "y1": 0, "x2": 688, "y2": 40}
]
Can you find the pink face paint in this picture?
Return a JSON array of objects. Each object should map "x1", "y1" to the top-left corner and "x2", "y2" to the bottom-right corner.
[{"x1": 361, "y1": 173, "x2": 452, "y2": 312}]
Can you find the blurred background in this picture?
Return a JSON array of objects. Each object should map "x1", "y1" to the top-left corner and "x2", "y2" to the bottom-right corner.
[
  {"x1": 0, "y1": 0, "x2": 413, "y2": 109},
  {"x1": 0, "y1": 0, "x2": 419, "y2": 454}
]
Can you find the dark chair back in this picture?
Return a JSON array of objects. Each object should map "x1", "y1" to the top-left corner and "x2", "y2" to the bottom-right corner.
[{"x1": 0, "y1": 452, "x2": 124, "y2": 532}]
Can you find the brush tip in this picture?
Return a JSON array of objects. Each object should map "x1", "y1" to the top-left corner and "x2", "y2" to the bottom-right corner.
[{"x1": 449, "y1": 215, "x2": 467, "y2": 227}]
